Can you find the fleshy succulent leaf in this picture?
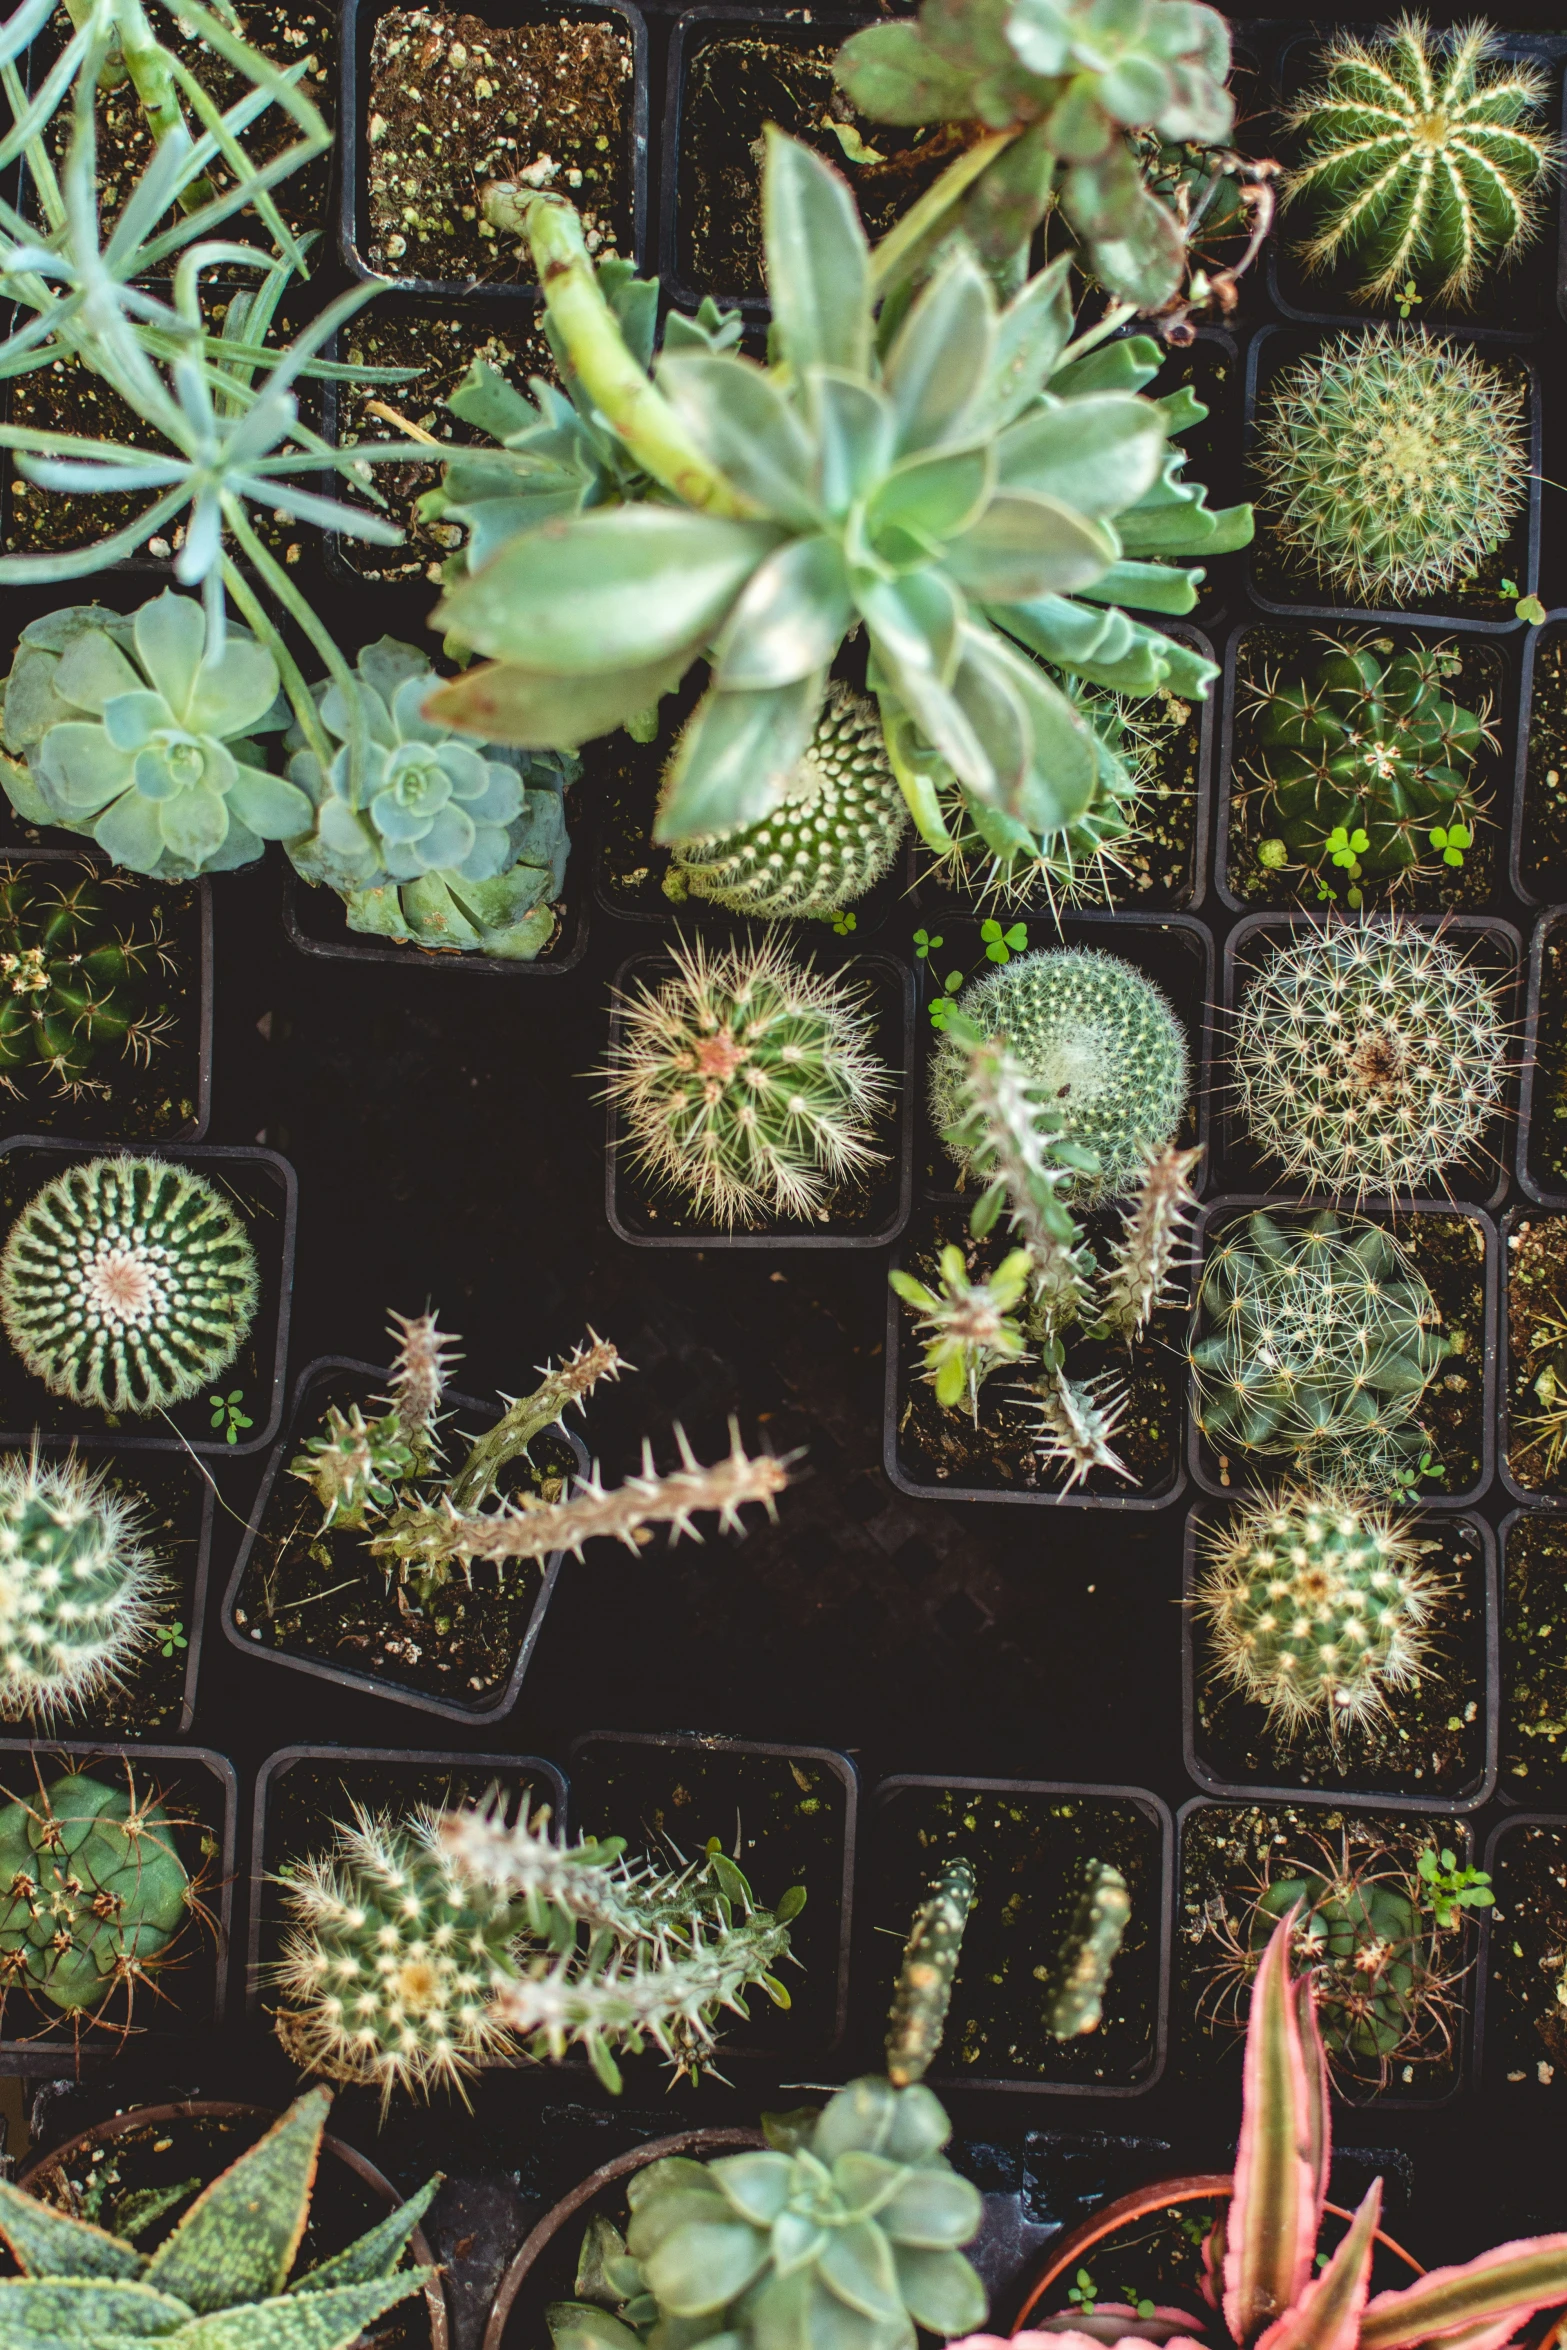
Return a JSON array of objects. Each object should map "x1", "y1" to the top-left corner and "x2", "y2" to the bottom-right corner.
[
  {"x1": 1254, "y1": 2181, "x2": 1380, "y2": 2350},
  {"x1": 1223, "y1": 1917, "x2": 1323, "y2": 2349},
  {"x1": 1359, "y1": 2237, "x2": 1567, "y2": 2350},
  {"x1": 289, "y1": 2175, "x2": 441, "y2": 2292},
  {"x1": 144, "y1": 2089, "x2": 331, "y2": 2312},
  {"x1": 0, "y1": 2182, "x2": 144, "y2": 2280}
]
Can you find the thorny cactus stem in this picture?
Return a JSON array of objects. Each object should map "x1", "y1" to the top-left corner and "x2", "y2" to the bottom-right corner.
[
  {"x1": 1026, "y1": 1372, "x2": 1131, "y2": 1491},
  {"x1": 945, "y1": 1019, "x2": 1100, "y2": 1338},
  {"x1": 383, "y1": 1308, "x2": 460, "y2": 1453},
  {"x1": 1096, "y1": 1144, "x2": 1203, "y2": 1344},
  {"x1": 886, "y1": 1856, "x2": 974, "y2": 2088},
  {"x1": 439, "y1": 1796, "x2": 754, "y2": 1951},
  {"x1": 447, "y1": 1334, "x2": 626, "y2": 1512}
]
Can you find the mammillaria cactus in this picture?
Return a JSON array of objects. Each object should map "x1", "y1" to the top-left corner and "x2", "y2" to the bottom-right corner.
[
  {"x1": 1196, "y1": 1481, "x2": 1436, "y2": 1737},
  {"x1": 0, "y1": 1767, "x2": 194, "y2": 2024},
  {"x1": 0, "y1": 866, "x2": 175, "y2": 1101},
  {"x1": 1283, "y1": 18, "x2": 1556, "y2": 306},
  {"x1": 0, "y1": 1154, "x2": 259, "y2": 1415},
  {"x1": 1243, "y1": 639, "x2": 1490, "y2": 906},
  {"x1": 1234, "y1": 919, "x2": 1506, "y2": 1198},
  {"x1": 0, "y1": 1453, "x2": 164, "y2": 1725},
  {"x1": 1255, "y1": 325, "x2": 1530, "y2": 606}
]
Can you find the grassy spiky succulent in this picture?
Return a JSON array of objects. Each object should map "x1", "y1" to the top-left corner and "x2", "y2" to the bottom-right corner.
[
  {"x1": 890, "y1": 1243, "x2": 1034, "y2": 1423},
  {"x1": 0, "y1": 1154, "x2": 259, "y2": 1415},
  {"x1": 1255, "y1": 325, "x2": 1530, "y2": 606},
  {"x1": 0, "y1": 1452, "x2": 164, "y2": 1725},
  {"x1": 1284, "y1": 17, "x2": 1556, "y2": 306},
  {"x1": 0, "y1": 868, "x2": 176, "y2": 1102},
  {"x1": 1196, "y1": 1481, "x2": 1437, "y2": 1737},
  {"x1": 602, "y1": 933, "x2": 891, "y2": 1228},
  {"x1": 0, "y1": 1767, "x2": 195, "y2": 2026},
  {"x1": 1234, "y1": 918, "x2": 1506, "y2": 1198}
]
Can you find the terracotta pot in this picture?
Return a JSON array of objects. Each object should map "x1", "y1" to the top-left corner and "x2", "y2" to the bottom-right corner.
[{"x1": 16, "y1": 2098, "x2": 449, "y2": 2350}]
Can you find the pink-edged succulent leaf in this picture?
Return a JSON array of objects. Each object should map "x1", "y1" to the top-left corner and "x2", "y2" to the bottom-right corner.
[
  {"x1": 1202, "y1": 2211, "x2": 1227, "y2": 2312},
  {"x1": 983, "y1": 2334, "x2": 1210, "y2": 2350},
  {"x1": 1223, "y1": 1916, "x2": 1325, "y2": 2348},
  {"x1": 1359, "y1": 2235, "x2": 1567, "y2": 2350},
  {"x1": 1020, "y1": 2312, "x2": 1208, "y2": 2344},
  {"x1": 1254, "y1": 2182, "x2": 1381, "y2": 2350},
  {"x1": 1295, "y1": 1974, "x2": 1330, "y2": 2219}
]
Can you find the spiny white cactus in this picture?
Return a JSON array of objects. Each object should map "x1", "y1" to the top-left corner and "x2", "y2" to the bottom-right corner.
[
  {"x1": 0, "y1": 1452, "x2": 165, "y2": 1725},
  {"x1": 381, "y1": 1308, "x2": 461, "y2": 1453},
  {"x1": 1097, "y1": 1144, "x2": 1203, "y2": 1342},
  {"x1": 946, "y1": 1026, "x2": 1099, "y2": 1336},
  {"x1": 1025, "y1": 1372, "x2": 1132, "y2": 1492}
]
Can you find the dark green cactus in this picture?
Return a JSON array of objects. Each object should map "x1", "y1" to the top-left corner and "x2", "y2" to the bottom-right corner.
[
  {"x1": 0, "y1": 1769, "x2": 192, "y2": 2021},
  {"x1": 1255, "y1": 1865, "x2": 1429, "y2": 2069},
  {"x1": 0, "y1": 866, "x2": 177, "y2": 1101},
  {"x1": 1044, "y1": 1860, "x2": 1131, "y2": 2038},
  {"x1": 886, "y1": 1856, "x2": 975, "y2": 2087}
]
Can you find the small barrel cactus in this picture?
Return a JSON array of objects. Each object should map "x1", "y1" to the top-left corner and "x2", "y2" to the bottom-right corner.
[
  {"x1": 0, "y1": 1153, "x2": 259, "y2": 1414},
  {"x1": 1253, "y1": 1853, "x2": 1437, "y2": 2073},
  {"x1": 1196, "y1": 1481, "x2": 1436, "y2": 1736},
  {"x1": 0, "y1": 1453, "x2": 164, "y2": 1726},
  {"x1": 1234, "y1": 918, "x2": 1507, "y2": 1197},
  {"x1": 1283, "y1": 20, "x2": 1556, "y2": 306},
  {"x1": 602, "y1": 933, "x2": 891, "y2": 1228},
  {"x1": 1243, "y1": 639, "x2": 1489, "y2": 906},
  {"x1": 0, "y1": 1768, "x2": 191, "y2": 2018},
  {"x1": 886, "y1": 1857, "x2": 975, "y2": 2089},
  {"x1": 662, "y1": 683, "x2": 908, "y2": 921},
  {"x1": 929, "y1": 949, "x2": 1188, "y2": 1207},
  {"x1": 0, "y1": 866, "x2": 175, "y2": 1100},
  {"x1": 0, "y1": 595, "x2": 307, "y2": 879},
  {"x1": 1255, "y1": 325, "x2": 1530, "y2": 606},
  {"x1": 1189, "y1": 1208, "x2": 1449, "y2": 1477}
]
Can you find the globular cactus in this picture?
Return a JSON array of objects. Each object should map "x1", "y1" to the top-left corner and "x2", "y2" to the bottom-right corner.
[
  {"x1": 661, "y1": 685, "x2": 908, "y2": 921},
  {"x1": 1189, "y1": 1209, "x2": 1449, "y2": 1477},
  {"x1": 1044, "y1": 1861, "x2": 1132, "y2": 2038},
  {"x1": 1243, "y1": 639, "x2": 1490, "y2": 906},
  {"x1": 1234, "y1": 919, "x2": 1506, "y2": 1198},
  {"x1": 0, "y1": 1154, "x2": 258, "y2": 1415},
  {"x1": 1255, "y1": 325, "x2": 1530, "y2": 605},
  {"x1": 0, "y1": 1452, "x2": 164, "y2": 1726},
  {"x1": 886, "y1": 1857, "x2": 975, "y2": 2089},
  {"x1": 1283, "y1": 18, "x2": 1556, "y2": 307},
  {"x1": 1196, "y1": 1481, "x2": 1436, "y2": 1737},
  {"x1": 0, "y1": 867, "x2": 176, "y2": 1102},
  {"x1": 0, "y1": 1768, "x2": 194, "y2": 2023},
  {"x1": 602, "y1": 932, "x2": 891, "y2": 1228},
  {"x1": 890, "y1": 1244, "x2": 1034, "y2": 1424}
]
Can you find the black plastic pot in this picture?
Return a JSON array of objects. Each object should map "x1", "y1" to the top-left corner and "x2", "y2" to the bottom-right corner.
[
  {"x1": 220, "y1": 1355, "x2": 584, "y2": 1723},
  {"x1": 1499, "y1": 1203, "x2": 1567, "y2": 1510},
  {"x1": 1518, "y1": 905, "x2": 1567, "y2": 1202},
  {"x1": 0, "y1": 1137, "x2": 296, "y2": 1458},
  {"x1": 604, "y1": 944, "x2": 915, "y2": 1248},
  {"x1": 1187, "y1": 1192, "x2": 1498, "y2": 1507},
  {"x1": 1509, "y1": 609, "x2": 1567, "y2": 904},
  {"x1": 0, "y1": 1736, "x2": 236, "y2": 2072},
  {"x1": 866, "y1": 1773, "x2": 1173, "y2": 2096},
  {"x1": 1181, "y1": 1501, "x2": 1500, "y2": 1811},
  {"x1": 567, "y1": 1726, "x2": 858, "y2": 2051},
  {"x1": 1496, "y1": 1507, "x2": 1567, "y2": 1806},
  {"x1": 1218, "y1": 909, "x2": 1523, "y2": 1208},
  {"x1": 1476, "y1": 1808, "x2": 1567, "y2": 2093}
]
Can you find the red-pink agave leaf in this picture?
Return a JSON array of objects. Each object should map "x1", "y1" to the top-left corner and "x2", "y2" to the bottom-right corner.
[
  {"x1": 1224, "y1": 1917, "x2": 1321, "y2": 2347},
  {"x1": 1254, "y1": 2182, "x2": 1381, "y2": 2350},
  {"x1": 1295, "y1": 1973, "x2": 1330, "y2": 2217},
  {"x1": 998, "y1": 2334, "x2": 1211, "y2": 2350},
  {"x1": 1016, "y1": 2312, "x2": 1208, "y2": 2344},
  {"x1": 1360, "y1": 2236, "x2": 1567, "y2": 2350}
]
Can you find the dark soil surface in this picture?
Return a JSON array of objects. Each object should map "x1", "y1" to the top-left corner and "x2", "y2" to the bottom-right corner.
[
  {"x1": 1501, "y1": 1515, "x2": 1567, "y2": 1801},
  {"x1": 1507, "y1": 1214, "x2": 1567, "y2": 1496},
  {"x1": 1520, "y1": 625, "x2": 1567, "y2": 898},
  {"x1": 1524, "y1": 918, "x2": 1567, "y2": 1191},
  {"x1": 1485, "y1": 1822, "x2": 1567, "y2": 2092}
]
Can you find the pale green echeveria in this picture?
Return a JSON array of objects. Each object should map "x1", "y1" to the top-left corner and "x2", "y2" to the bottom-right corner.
[
  {"x1": 0, "y1": 592, "x2": 304, "y2": 879},
  {"x1": 337, "y1": 757, "x2": 574, "y2": 961}
]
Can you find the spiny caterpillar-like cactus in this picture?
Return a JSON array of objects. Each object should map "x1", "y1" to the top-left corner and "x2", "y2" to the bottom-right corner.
[
  {"x1": 603, "y1": 933, "x2": 891, "y2": 1228},
  {"x1": 1197, "y1": 1482, "x2": 1438, "y2": 1738},
  {"x1": 929, "y1": 949, "x2": 1188, "y2": 1209},
  {"x1": 890, "y1": 1244, "x2": 1034, "y2": 1424},
  {"x1": 1255, "y1": 325, "x2": 1530, "y2": 607},
  {"x1": 0, "y1": 1767, "x2": 196, "y2": 2026},
  {"x1": 1189, "y1": 1208, "x2": 1450, "y2": 1477},
  {"x1": 886, "y1": 1857, "x2": 975, "y2": 2089},
  {"x1": 1284, "y1": 18, "x2": 1556, "y2": 307},
  {"x1": 0, "y1": 1452, "x2": 164, "y2": 1725},
  {"x1": 1097, "y1": 1144, "x2": 1203, "y2": 1343},
  {"x1": 1026, "y1": 1371, "x2": 1132, "y2": 1492},
  {"x1": 1244, "y1": 639, "x2": 1490, "y2": 906},
  {"x1": 661, "y1": 685, "x2": 908, "y2": 920},
  {"x1": 0, "y1": 868, "x2": 177, "y2": 1102},
  {"x1": 1234, "y1": 918, "x2": 1507, "y2": 1198},
  {"x1": 1045, "y1": 1860, "x2": 1132, "y2": 2038},
  {"x1": 0, "y1": 1154, "x2": 258, "y2": 1415}
]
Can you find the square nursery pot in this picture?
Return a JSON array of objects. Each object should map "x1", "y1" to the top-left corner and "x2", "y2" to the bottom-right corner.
[
  {"x1": 1176, "y1": 1791, "x2": 1483, "y2": 2107},
  {"x1": 1215, "y1": 618, "x2": 1520, "y2": 916},
  {"x1": 1188, "y1": 1193, "x2": 1497, "y2": 1509},
  {"x1": 1477, "y1": 1810, "x2": 1567, "y2": 2094},
  {"x1": 1499, "y1": 1508, "x2": 1567, "y2": 1806},
  {"x1": 1499, "y1": 1204, "x2": 1567, "y2": 1508},
  {"x1": 0, "y1": 1736, "x2": 235, "y2": 2072},
  {"x1": 1218, "y1": 910, "x2": 1523, "y2": 1209},
  {"x1": 221, "y1": 1356, "x2": 585, "y2": 1723},
  {"x1": 340, "y1": 0, "x2": 649, "y2": 293},
  {"x1": 0, "y1": 849, "x2": 212, "y2": 1146},
  {"x1": 1518, "y1": 905, "x2": 1567, "y2": 1201},
  {"x1": 1509, "y1": 612, "x2": 1567, "y2": 905},
  {"x1": 245, "y1": 1743, "x2": 568, "y2": 2020},
  {"x1": 0, "y1": 1138, "x2": 296, "y2": 1459},
  {"x1": 865, "y1": 1774, "x2": 1172, "y2": 2095},
  {"x1": 567, "y1": 1728, "x2": 857, "y2": 2053},
  {"x1": 1182, "y1": 1501, "x2": 1499, "y2": 1811},
  {"x1": 1243, "y1": 324, "x2": 1541, "y2": 634},
  {"x1": 604, "y1": 945, "x2": 914, "y2": 1248}
]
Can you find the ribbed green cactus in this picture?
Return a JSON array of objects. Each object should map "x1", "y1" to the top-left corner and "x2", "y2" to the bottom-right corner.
[
  {"x1": 1234, "y1": 919, "x2": 1506, "y2": 1197},
  {"x1": 0, "y1": 867, "x2": 176, "y2": 1101},
  {"x1": 0, "y1": 1154, "x2": 259, "y2": 1415},
  {"x1": 886, "y1": 1858, "x2": 975, "y2": 2089},
  {"x1": 1255, "y1": 325, "x2": 1530, "y2": 606},
  {"x1": 1045, "y1": 1859, "x2": 1131, "y2": 2037},
  {"x1": 0, "y1": 1453, "x2": 164, "y2": 1725},
  {"x1": 0, "y1": 1769, "x2": 192, "y2": 2021},
  {"x1": 1253, "y1": 1851, "x2": 1438, "y2": 2073}
]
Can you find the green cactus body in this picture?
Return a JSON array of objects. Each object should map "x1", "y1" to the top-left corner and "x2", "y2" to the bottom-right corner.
[
  {"x1": 1189, "y1": 1209, "x2": 1450, "y2": 1476},
  {"x1": 0, "y1": 1154, "x2": 259, "y2": 1414},
  {"x1": 0, "y1": 868, "x2": 175, "y2": 1100},
  {"x1": 1284, "y1": 20, "x2": 1556, "y2": 306},
  {"x1": 1255, "y1": 1868, "x2": 1426, "y2": 2065},
  {"x1": 1255, "y1": 325, "x2": 1530, "y2": 605},
  {"x1": 1197, "y1": 1481, "x2": 1435, "y2": 1735},
  {"x1": 662, "y1": 685, "x2": 908, "y2": 920},
  {"x1": 0, "y1": 1454, "x2": 163, "y2": 1725},
  {"x1": 930, "y1": 950, "x2": 1188, "y2": 1208},
  {"x1": 1244, "y1": 640, "x2": 1489, "y2": 905},
  {"x1": 1234, "y1": 919, "x2": 1506, "y2": 1196},
  {"x1": 1045, "y1": 1860, "x2": 1131, "y2": 2038},
  {"x1": 0, "y1": 1770, "x2": 189, "y2": 2014},
  {"x1": 886, "y1": 1857, "x2": 975, "y2": 2088}
]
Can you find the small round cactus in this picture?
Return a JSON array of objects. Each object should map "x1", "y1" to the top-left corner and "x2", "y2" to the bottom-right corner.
[
  {"x1": 929, "y1": 949, "x2": 1188, "y2": 1206},
  {"x1": 0, "y1": 868, "x2": 176, "y2": 1101},
  {"x1": 0, "y1": 1154, "x2": 259, "y2": 1414},
  {"x1": 1197, "y1": 1481, "x2": 1436, "y2": 1736},
  {"x1": 602, "y1": 933, "x2": 892, "y2": 1228},
  {"x1": 1234, "y1": 919, "x2": 1507, "y2": 1199},
  {"x1": 0, "y1": 1768, "x2": 191, "y2": 2017},
  {"x1": 1255, "y1": 325, "x2": 1530, "y2": 605},
  {"x1": 0, "y1": 1453, "x2": 164, "y2": 1725},
  {"x1": 661, "y1": 684, "x2": 908, "y2": 920}
]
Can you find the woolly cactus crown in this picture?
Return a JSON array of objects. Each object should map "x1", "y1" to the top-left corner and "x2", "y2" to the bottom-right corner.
[{"x1": 0, "y1": 1453, "x2": 164, "y2": 1726}]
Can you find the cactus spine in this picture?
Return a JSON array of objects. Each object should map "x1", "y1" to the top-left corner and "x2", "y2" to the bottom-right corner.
[
  {"x1": 1045, "y1": 1861, "x2": 1132, "y2": 2038},
  {"x1": 0, "y1": 868, "x2": 176, "y2": 1101},
  {"x1": 886, "y1": 1857, "x2": 975, "y2": 2088},
  {"x1": 0, "y1": 1452, "x2": 164, "y2": 1725}
]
